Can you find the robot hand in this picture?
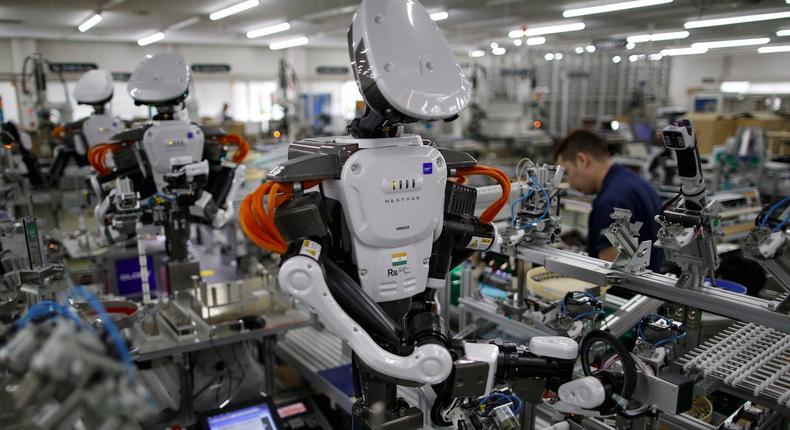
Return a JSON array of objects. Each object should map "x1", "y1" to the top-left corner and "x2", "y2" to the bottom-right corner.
[
  {"x1": 94, "y1": 177, "x2": 141, "y2": 244},
  {"x1": 661, "y1": 119, "x2": 706, "y2": 211}
]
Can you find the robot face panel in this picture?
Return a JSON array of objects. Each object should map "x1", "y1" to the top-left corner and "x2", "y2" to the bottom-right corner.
[
  {"x1": 74, "y1": 70, "x2": 114, "y2": 105},
  {"x1": 128, "y1": 52, "x2": 190, "y2": 106},
  {"x1": 348, "y1": 0, "x2": 471, "y2": 122}
]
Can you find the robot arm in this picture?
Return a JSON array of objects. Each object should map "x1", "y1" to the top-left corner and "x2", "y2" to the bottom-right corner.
[{"x1": 661, "y1": 120, "x2": 706, "y2": 211}]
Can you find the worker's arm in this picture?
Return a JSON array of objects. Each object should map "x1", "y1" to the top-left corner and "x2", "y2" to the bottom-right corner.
[{"x1": 597, "y1": 246, "x2": 618, "y2": 262}]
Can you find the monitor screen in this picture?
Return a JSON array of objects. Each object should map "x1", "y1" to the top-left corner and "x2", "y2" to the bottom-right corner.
[
  {"x1": 206, "y1": 403, "x2": 279, "y2": 430},
  {"x1": 115, "y1": 256, "x2": 158, "y2": 297}
]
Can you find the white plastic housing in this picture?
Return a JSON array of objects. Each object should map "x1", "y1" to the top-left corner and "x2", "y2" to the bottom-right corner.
[
  {"x1": 322, "y1": 140, "x2": 446, "y2": 302},
  {"x1": 349, "y1": 0, "x2": 470, "y2": 120},
  {"x1": 529, "y1": 336, "x2": 579, "y2": 360},
  {"x1": 74, "y1": 69, "x2": 114, "y2": 105},
  {"x1": 463, "y1": 343, "x2": 499, "y2": 396},
  {"x1": 82, "y1": 113, "x2": 123, "y2": 148},
  {"x1": 141, "y1": 121, "x2": 204, "y2": 192},
  {"x1": 558, "y1": 376, "x2": 606, "y2": 410},
  {"x1": 128, "y1": 52, "x2": 190, "y2": 104}
]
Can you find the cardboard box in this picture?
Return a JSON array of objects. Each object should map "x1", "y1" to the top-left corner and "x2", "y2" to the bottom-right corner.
[{"x1": 688, "y1": 113, "x2": 736, "y2": 155}]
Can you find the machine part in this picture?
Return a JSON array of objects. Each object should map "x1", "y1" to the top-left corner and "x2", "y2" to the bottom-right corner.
[
  {"x1": 677, "y1": 322, "x2": 790, "y2": 412},
  {"x1": 503, "y1": 162, "x2": 564, "y2": 247},
  {"x1": 462, "y1": 341, "x2": 498, "y2": 396},
  {"x1": 602, "y1": 208, "x2": 652, "y2": 273},
  {"x1": 742, "y1": 226, "x2": 790, "y2": 308},
  {"x1": 279, "y1": 254, "x2": 453, "y2": 385},
  {"x1": 492, "y1": 403, "x2": 519, "y2": 430},
  {"x1": 128, "y1": 52, "x2": 190, "y2": 106},
  {"x1": 74, "y1": 69, "x2": 114, "y2": 106}
]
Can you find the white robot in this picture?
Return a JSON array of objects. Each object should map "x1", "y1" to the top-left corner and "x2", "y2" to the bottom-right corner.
[
  {"x1": 92, "y1": 52, "x2": 247, "y2": 290},
  {"x1": 241, "y1": 1, "x2": 639, "y2": 428}
]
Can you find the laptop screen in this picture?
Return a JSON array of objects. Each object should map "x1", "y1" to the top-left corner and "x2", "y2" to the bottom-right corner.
[{"x1": 206, "y1": 403, "x2": 279, "y2": 430}]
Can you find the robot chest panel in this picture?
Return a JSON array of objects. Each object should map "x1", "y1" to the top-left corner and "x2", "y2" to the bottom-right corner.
[
  {"x1": 142, "y1": 122, "x2": 204, "y2": 176},
  {"x1": 338, "y1": 145, "x2": 447, "y2": 245},
  {"x1": 82, "y1": 115, "x2": 123, "y2": 147}
]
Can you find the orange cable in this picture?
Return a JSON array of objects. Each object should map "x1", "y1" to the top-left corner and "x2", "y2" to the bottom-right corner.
[
  {"x1": 219, "y1": 134, "x2": 249, "y2": 164},
  {"x1": 454, "y1": 166, "x2": 511, "y2": 224}
]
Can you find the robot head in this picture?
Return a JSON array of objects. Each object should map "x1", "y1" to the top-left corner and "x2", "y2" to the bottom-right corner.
[
  {"x1": 348, "y1": 0, "x2": 470, "y2": 124},
  {"x1": 74, "y1": 69, "x2": 114, "y2": 106},
  {"x1": 128, "y1": 52, "x2": 190, "y2": 107}
]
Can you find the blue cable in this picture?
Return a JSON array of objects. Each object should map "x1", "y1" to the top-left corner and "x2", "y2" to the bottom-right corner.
[
  {"x1": 478, "y1": 392, "x2": 522, "y2": 415},
  {"x1": 511, "y1": 190, "x2": 534, "y2": 227},
  {"x1": 15, "y1": 301, "x2": 84, "y2": 329},
  {"x1": 761, "y1": 196, "x2": 790, "y2": 228},
  {"x1": 573, "y1": 310, "x2": 606, "y2": 321},
  {"x1": 520, "y1": 175, "x2": 551, "y2": 230},
  {"x1": 70, "y1": 286, "x2": 136, "y2": 384},
  {"x1": 773, "y1": 212, "x2": 790, "y2": 232},
  {"x1": 638, "y1": 314, "x2": 686, "y2": 348}
]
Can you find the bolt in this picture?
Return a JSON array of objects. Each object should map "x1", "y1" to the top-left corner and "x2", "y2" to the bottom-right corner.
[
  {"x1": 383, "y1": 62, "x2": 393, "y2": 72},
  {"x1": 436, "y1": 158, "x2": 444, "y2": 167},
  {"x1": 374, "y1": 15, "x2": 383, "y2": 23},
  {"x1": 360, "y1": 269, "x2": 367, "y2": 277},
  {"x1": 351, "y1": 163, "x2": 360, "y2": 172},
  {"x1": 423, "y1": 258, "x2": 429, "y2": 265},
  {"x1": 425, "y1": 61, "x2": 434, "y2": 71}
]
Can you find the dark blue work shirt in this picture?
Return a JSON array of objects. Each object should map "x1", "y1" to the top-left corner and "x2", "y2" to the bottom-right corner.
[{"x1": 587, "y1": 164, "x2": 664, "y2": 272}]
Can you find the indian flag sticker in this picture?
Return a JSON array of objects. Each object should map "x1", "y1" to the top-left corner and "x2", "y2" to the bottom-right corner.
[
  {"x1": 299, "y1": 240, "x2": 322, "y2": 259},
  {"x1": 391, "y1": 252, "x2": 408, "y2": 267}
]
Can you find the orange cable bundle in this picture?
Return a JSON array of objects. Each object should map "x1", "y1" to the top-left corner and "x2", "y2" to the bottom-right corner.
[
  {"x1": 52, "y1": 126, "x2": 66, "y2": 139},
  {"x1": 219, "y1": 134, "x2": 250, "y2": 164},
  {"x1": 454, "y1": 166, "x2": 511, "y2": 224},
  {"x1": 239, "y1": 180, "x2": 321, "y2": 254},
  {"x1": 87, "y1": 143, "x2": 121, "y2": 176}
]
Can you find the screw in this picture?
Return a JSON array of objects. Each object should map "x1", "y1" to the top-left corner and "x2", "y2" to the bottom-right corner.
[
  {"x1": 374, "y1": 15, "x2": 383, "y2": 23},
  {"x1": 423, "y1": 258, "x2": 429, "y2": 265},
  {"x1": 436, "y1": 158, "x2": 444, "y2": 167},
  {"x1": 360, "y1": 269, "x2": 367, "y2": 277},
  {"x1": 383, "y1": 62, "x2": 393, "y2": 72},
  {"x1": 351, "y1": 163, "x2": 360, "y2": 172}
]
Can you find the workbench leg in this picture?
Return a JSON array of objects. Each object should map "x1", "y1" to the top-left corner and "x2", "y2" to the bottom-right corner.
[{"x1": 260, "y1": 335, "x2": 277, "y2": 397}]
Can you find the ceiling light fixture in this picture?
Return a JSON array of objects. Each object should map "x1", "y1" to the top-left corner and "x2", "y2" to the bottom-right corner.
[
  {"x1": 492, "y1": 47, "x2": 506, "y2": 55},
  {"x1": 555, "y1": 52, "x2": 564, "y2": 60},
  {"x1": 509, "y1": 22, "x2": 585, "y2": 38},
  {"x1": 758, "y1": 44, "x2": 790, "y2": 53},
  {"x1": 575, "y1": 46, "x2": 584, "y2": 54},
  {"x1": 169, "y1": 16, "x2": 201, "y2": 31},
  {"x1": 648, "y1": 53, "x2": 663, "y2": 60},
  {"x1": 691, "y1": 37, "x2": 770, "y2": 49},
  {"x1": 585, "y1": 45, "x2": 596, "y2": 53},
  {"x1": 660, "y1": 46, "x2": 707, "y2": 56},
  {"x1": 777, "y1": 30, "x2": 790, "y2": 37},
  {"x1": 137, "y1": 32, "x2": 165, "y2": 46},
  {"x1": 469, "y1": 50, "x2": 486, "y2": 58},
  {"x1": 629, "y1": 54, "x2": 639, "y2": 62},
  {"x1": 563, "y1": 0, "x2": 673, "y2": 17},
  {"x1": 430, "y1": 11, "x2": 449, "y2": 21},
  {"x1": 78, "y1": 13, "x2": 103, "y2": 32},
  {"x1": 269, "y1": 36, "x2": 309, "y2": 50},
  {"x1": 527, "y1": 37, "x2": 546, "y2": 45},
  {"x1": 612, "y1": 55, "x2": 622, "y2": 63},
  {"x1": 627, "y1": 30, "x2": 689, "y2": 43},
  {"x1": 247, "y1": 22, "x2": 291, "y2": 38},
  {"x1": 544, "y1": 52, "x2": 555, "y2": 61},
  {"x1": 209, "y1": 0, "x2": 259, "y2": 21},
  {"x1": 490, "y1": 42, "x2": 499, "y2": 49},
  {"x1": 513, "y1": 39, "x2": 523, "y2": 46},
  {"x1": 626, "y1": 42, "x2": 636, "y2": 49},
  {"x1": 684, "y1": 10, "x2": 790, "y2": 29}
]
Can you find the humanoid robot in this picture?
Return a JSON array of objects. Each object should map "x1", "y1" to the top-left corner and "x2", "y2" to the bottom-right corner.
[
  {"x1": 91, "y1": 52, "x2": 248, "y2": 292},
  {"x1": 241, "y1": 1, "x2": 639, "y2": 428}
]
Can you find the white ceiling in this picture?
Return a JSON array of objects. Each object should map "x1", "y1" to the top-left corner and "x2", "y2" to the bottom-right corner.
[{"x1": 0, "y1": 0, "x2": 788, "y2": 54}]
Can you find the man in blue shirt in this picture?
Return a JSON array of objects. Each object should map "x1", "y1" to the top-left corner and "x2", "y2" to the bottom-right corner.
[{"x1": 555, "y1": 130, "x2": 664, "y2": 272}]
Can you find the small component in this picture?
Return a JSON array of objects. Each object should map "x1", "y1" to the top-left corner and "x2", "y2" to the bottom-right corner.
[{"x1": 492, "y1": 404, "x2": 519, "y2": 430}]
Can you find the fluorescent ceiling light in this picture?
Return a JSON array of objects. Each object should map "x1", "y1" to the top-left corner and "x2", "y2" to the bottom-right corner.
[
  {"x1": 660, "y1": 46, "x2": 707, "y2": 56},
  {"x1": 469, "y1": 50, "x2": 485, "y2": 58},
  {"x1": 692, "y1": 37, "x2": 770, "y2": 49},
  {"x1": 430, "y1": 11, "x2": 449, "y2": 21},
  {"x1": 513, "y1": 39, "x2": 523, "y2": 46},
  {"x1": 509, "y1": 22, "x2": 585, "y2": 38},
  {"x1": 648, "y1": 53, "x2": 663, "y2": 60},
  {"x1": 490, "y1": 42, "x2": 499, "y2": 49},
  {"x1": 545, "y1": 52, "x2": 555, "y2": 61},
  {"x1": 721, "y1": 81, "x2": 750, "y2": 93},
  {"x1": 526, "y1": 37, "x2": 546, "y2": 45},
  {"x1": 612, "y1": 55, "x2": 622, "y2": 63},
  {"x1": 138, "y1": 32, "x2": 165, "y2": 46},
  {"x1": 685, "y1": 11, "x2": 790, "y2": 29},
  {"x1": 555, "y1": 52, "x2": 564, "y2": 60},
  {"x1": 627, "y1": 30, "x2": 689, "y2": 43},
  {"x1": 585, "y1": 45, "x2": 596, "y2": 53},
  {"x1": 247, "y1": 22, "x2": 291, "y2": 38},
  {"x1": 626, "y1": 42, "x2": 636, "y2": 49},
  {"x1": 169, "y1": 16, "x2": 201, "y2": 30},
  {"x1": 758, "y1": 44, "x2": 790, "y2": 53},
  {"x1": 563, "y1": 0, "x2": 672, "y2": 17},
  {"x1": 777, "y1": 30, "x2": 790, "y2": 37},
  {"x1": 269, "y1": 36, "x2": 308, "y2": 50},
  {"x1": 78, "y1": 13, "x2": 103, "y2": 32},
  {"x1": 209, "y1": 0, "x2": 259, "y2": 21},
  {"x1": 629, "y1": 54, "x2": 639, "y2": 62},
  {"x1": 575, "y1": 46, "x2": 584, "y2": 54},
  {"x1": 492, "y1": 47, "x2": 506, "y2": 55}
]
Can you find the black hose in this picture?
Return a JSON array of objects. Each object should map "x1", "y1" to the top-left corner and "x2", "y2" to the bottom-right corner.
[{"x1": 580, "y1": 330, "x2": 637, "y2": 400}]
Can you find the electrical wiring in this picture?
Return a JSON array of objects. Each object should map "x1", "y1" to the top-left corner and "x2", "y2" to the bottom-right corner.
[
  {"x1": 637, "y1": 314, "x2": 687, "y2": 348},
  {"x1": 239, "y1": 179, "x2": 322, "y2": 254},
  {"x1": 88, "y1": 142, "x2": 121, "y2": 176},
  {"x1": 476, "y1": 391, "x2": 522, "y2": 415},
  {"x1": 454, "y1": 166, "x2": 511, "y2": 224},
  {"x1": 511, "y1": 190, "x2": 534, "y2": 226},
  {"x1": 759, "y1": 196, "x2": 790, "y2": 229},
  {"x1": 70, "y1": 286, "x2": 137, "y2": 384},
  {"x1": 218, "y1": 134, "x2": 250, "y2": 164},
  {"x1": 15, "y1": 300, "x2": 84, "y2": 329}
]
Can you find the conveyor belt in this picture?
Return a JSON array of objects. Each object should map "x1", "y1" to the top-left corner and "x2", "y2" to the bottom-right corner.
[{"x1": 677, "y1": 322, "x2": 790, "y2": 413}]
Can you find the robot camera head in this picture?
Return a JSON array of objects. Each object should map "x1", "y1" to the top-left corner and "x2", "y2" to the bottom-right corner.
[
  {"x1": 74, "y1": 69, "x2": 114, "y2": 106},
  {"x1": 348, "y1": 0, "x2": 470, "y2": 125},
  {"x1": 128, "y1": 52, "x2": 191, "y2": 107}
]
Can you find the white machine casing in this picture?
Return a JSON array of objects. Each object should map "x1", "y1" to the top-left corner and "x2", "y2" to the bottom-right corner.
[
  {"x1": 141, "y1": 121, "x2": 204, "y2": 192},
  {"x1": 349, "y1": 0, "x2": 470, "y2": 120},
  {"x1": 128, "y1": 52, "x2": 190, "y2": 105},
  {"x1": 322, "y1": 135, "x2": 446, "y2": 302},
  {"x1": 81, "y1": 114, "x2": 123, "y2": 148},
  {"x1": 74, "y1": 69, "x2": 114, "y2": 105}
]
